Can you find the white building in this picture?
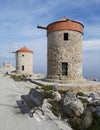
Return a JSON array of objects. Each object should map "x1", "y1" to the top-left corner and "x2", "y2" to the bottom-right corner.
[
  {"x1": 16, "y1": 46, "x2": 33, "y2": 75},
  {"x1": 0, "y1": 61, "x2": 15, "y2": 74}
]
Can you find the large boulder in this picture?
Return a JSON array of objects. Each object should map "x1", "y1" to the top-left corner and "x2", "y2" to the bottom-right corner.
[{"x1": 61, "y1": 91, "x2": 84, "y2": 117}]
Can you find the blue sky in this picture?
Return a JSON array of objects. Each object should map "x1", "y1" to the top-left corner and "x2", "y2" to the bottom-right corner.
[{"x1": 0, "y1": 0, "x2": 100, "y2": 80}]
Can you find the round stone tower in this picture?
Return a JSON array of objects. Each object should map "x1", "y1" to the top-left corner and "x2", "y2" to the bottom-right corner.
[
  {"x1": 46, "y1": 17, "x2": 84, "y2": 82},
  {"x1": 16, "y1": 46, "x2": 33, "y2": 74}
]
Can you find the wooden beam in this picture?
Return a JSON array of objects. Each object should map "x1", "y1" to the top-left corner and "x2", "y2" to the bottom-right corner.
[{"x1": 37, "y1": 25, "x2": 47, "y2": 30}]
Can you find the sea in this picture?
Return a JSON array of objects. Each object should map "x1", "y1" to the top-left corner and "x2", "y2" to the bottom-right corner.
[{"x1": 0, "y1": 57, "x2": 100, "y2": 82}]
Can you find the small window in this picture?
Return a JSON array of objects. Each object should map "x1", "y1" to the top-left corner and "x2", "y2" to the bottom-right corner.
[
  {"x1": 22, "y1": 65, "x2": 24, "y2": 71},
  {"x1": 22, "y1": 54, "x2": 24, "y2": 57},
  {"x1": 62, "y1": 62, "x2": 68, "y2": 76},
  {"x1": 64, "y1": 33, "x2": 68, "y2": 40}
]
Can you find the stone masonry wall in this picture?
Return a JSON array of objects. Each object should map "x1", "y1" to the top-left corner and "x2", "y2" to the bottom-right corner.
[
  {"x1": 47, "y1": 30, "x2": 83, "y2": 81},
  {"x1": 16, "y1": 52, "x2": 33, "y2": 74}
]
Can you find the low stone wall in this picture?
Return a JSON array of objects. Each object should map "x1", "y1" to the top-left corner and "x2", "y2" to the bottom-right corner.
[
  {"x1": 57, "y1": 82, "x2": 100, "y2": 92},
  {"x1": 32, "y1": 78, "x2": 100, "y2": 93}
]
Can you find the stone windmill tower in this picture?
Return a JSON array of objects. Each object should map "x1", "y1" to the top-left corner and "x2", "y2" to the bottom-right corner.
[
  {"x1": 37, "y1": 17, "x2": 84, "y2": 82},
  {"x1": 16, "y1": 46, "x2": 33, "y2": 75}
]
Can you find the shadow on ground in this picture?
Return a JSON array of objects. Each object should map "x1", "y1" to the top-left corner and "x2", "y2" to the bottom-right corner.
[{"x1": 16, "y1": 100, "x2": 31, "y2": 116}]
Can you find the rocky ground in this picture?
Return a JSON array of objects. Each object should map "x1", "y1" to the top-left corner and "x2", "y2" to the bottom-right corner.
[
  {"x1": 60, "y1": 91, "x2": 100, "y2": 130},
  {"x1": 12, "y1": 73, "x2": 100, "y2": 130},
  {"x1": 1, "y1": 72, "x2": 100, "y2": 130}
]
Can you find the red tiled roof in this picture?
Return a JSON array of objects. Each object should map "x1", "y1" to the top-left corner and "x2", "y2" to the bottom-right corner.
[
  {"x1": 47, "y1": 17, "x2": 84, "y2": 35},
  {"x1": 16, "y1": 46, "x2": 33, "y2": 53}
]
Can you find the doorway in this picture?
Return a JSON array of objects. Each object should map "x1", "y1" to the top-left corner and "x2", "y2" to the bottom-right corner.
[
  {"x1": 22, "y1": 65, "x2": 24, "y2": 71},
  {"x1": 62, "y1": 62, "x2": 68, "y2": 76}
]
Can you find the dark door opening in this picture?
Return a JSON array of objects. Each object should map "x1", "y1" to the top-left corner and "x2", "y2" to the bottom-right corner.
[
  {"x1": 22, "y1": 65, "x2": 24, "y2": 71},
  {"x1": 62, "y1": 62, "x2": 68, "y2": 76}
]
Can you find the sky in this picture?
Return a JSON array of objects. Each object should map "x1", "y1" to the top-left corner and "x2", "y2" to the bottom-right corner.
[{"x1": 0, "y1": 0, "x2": 100, "y2": 80}]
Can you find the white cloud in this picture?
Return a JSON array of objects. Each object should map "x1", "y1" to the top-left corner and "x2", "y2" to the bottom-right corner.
[{"x1": 83, "y1": 39, "x2": 100, "y2": 51}]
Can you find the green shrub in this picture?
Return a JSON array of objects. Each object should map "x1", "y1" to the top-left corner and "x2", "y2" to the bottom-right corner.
[
  {"x1": 68, "y1": 118, "x2": 80, "y2": 130},
  {"x1": 41, "y1": 91, "x2": 55, "y2": 99},
  {"x1": 41, "y1": 85, "x2": 53, "y2": 91},
  {"x1": 41, "y1": 85, "x2": 61, "y2": 117},
  {"x1": 77, "y1": 92, "x2": 85, "y2": 96},
  {"x1": 11, "y1": 74, "x2": 27, "y2": 81},
  {"x1": 79, "y1": 97, "x2": 89, "y2": 104},
  {"x1": 40, "y1": 85, "x2": 55, "y2": 99},
  {"x1": 48, "y1": 100, "x2": 61, "y2": 117},
  {"x1": 58, "y1": 90, "x2": 67, "y2": 95}
]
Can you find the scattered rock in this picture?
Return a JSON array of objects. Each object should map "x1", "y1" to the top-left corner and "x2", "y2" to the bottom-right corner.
[
  {"x1": 88, "y1": 92, "x2": 100, "y2": 101},
  {"x1": 95, "y1": 106, "x2": 100, "y2": 116},
  {"x1": 53, "y1": 91, "x2": 61, "y2": 102},
  {"x1": 53, "y1": 84, "x2": 59, "y2": 91},
  {"x1": 80, "y1": 109, "x2": 93, "y2": 130},
  {"x1": 59, "y1": 91, "x2": 100, "y2": 130},
  {"x1": 43, "y1": 99, "x2": 52, "y2": 109}
]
